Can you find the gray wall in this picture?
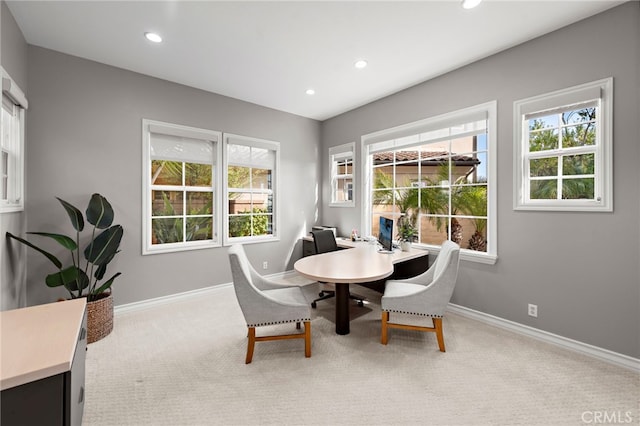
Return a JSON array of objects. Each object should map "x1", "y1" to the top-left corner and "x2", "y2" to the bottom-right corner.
[
  {"x1": 1, "y1": 0, "x2": 28, "y2": 310},
  {"x1": 321, "y1": 3, "x2": 640, "y2": 358},
  {"x1": 23, "y1": 46, "x2": 321, "y2": 307},
  {"x1": 3, "y1": 1, "x2": 638, "y2": 360}
]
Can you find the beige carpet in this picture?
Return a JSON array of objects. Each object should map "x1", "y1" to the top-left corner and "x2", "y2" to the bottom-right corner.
[{"x1": 83, "y1": 283, "x2": 639, "y2": 426}]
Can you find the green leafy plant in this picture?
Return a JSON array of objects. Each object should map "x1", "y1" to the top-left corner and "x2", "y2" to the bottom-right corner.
[
  {"x1": 396, "y1": 214, "x2": 417, "y2": 242},
  {"x1": 228, "y1": 207, "x2": 270, "y2": 237},
  {"x1": 458, "y1": 184, "x2": 487, "y2": 252},
  {"x1": 6, "y1": 193, "x2": 123, "y2": 301},
  {"x1": 151, "y1": 191, "x2": 212, "y2": 244}
]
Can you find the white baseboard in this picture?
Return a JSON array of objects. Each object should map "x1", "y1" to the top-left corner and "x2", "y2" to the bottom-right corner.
[
  {"x1": 114, "y1": 271, "x2": 309, "y2": 316},
  {"x1": 448, "y1": 303, "x2": 640, "y2": 373},
  {"x1": 114, "y1": 279, "x2": 638, "y2": 373},
  {"x1": 114, "y1": 283, "x2": 232, "y2": 315}
]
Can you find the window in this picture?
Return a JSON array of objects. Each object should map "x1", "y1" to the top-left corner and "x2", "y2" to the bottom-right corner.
[
  {"x1": 142, "y1": 120, "x2": 222, "y2": 254},
  {"x1": 223, "y1": 134, "x2": 279, "y2": 244},
  {"x1": 329, "y1": 142, "x2": 355, "y2": 207},
  {"x1": 362, "y1": 101, "x2": 497, "y2": 264},
  {"x1": 514, "y1": 78, "x2": 613, "y2": 211},
  {"x1": 1, "y1": 67, "x2": 28, "y2": 213}
]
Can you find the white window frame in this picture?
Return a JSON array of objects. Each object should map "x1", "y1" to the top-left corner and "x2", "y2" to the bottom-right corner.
[
  {"x1": 1, "y1": 67, "x2": 28, "y2": 214},
  {"x1": 361, "y1": 101, "x2": 497, "y2": 264},
  {"x1": 142, "y1": 119, "x2": 223, "y2": 255},
  {"x1": 329, "y1": 142, "x2": 355, "y2": 207},
  {"x1": 514, "y1": 78, "x2": 613, "y2": 212},
  {"x1": 223, "y1": 133, "x2": 280, "y2": 245}
]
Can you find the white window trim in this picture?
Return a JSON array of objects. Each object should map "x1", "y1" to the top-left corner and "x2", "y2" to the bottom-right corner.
[
  {"x1": 1, "y1": 67, "x2": 27, "y2": 214},
  {"x1": 329, "y1": 142, "x2": 355, "y2": 207},
  {"x1": 142, "y1": 119, "x2": 223, "y2": 255},
  {"x1": 513, "y1": 78, "x2": 613, "y2": 212},
  {"x1": 361, "y1": 101, "x2": 498, "y2": 265},
  {"x1": 223, "y1": 133, "x2": 280, "y2": 246}
]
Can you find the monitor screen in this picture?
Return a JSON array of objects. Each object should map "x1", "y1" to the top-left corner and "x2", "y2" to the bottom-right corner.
[{"x1": 378, "y1": 216, "x2": 394, "y2": 252}]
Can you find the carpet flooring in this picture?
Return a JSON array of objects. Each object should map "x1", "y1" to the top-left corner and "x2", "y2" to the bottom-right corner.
[{"x1": 83, "y1": 283, "x2": 639, "y2": 426}]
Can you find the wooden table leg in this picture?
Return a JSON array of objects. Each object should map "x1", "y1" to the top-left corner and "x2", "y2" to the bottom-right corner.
[{"x1": 335, "y1": 283, "x2": 350, "y2": 335}]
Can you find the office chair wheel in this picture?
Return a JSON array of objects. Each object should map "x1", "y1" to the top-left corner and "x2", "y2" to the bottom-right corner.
[
  {"x1": 311, "y1": 302, "x2": 317, "y2": 309},
  {"x1": 318, "y1": 291, "x2": 325, "y2": 297},
  {"x1": 358, "y1": 301, "x2": 364, "y2": 307}
]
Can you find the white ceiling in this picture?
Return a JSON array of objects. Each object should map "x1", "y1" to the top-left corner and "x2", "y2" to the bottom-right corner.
[{"x1": 6, "y1": 0, "x2": 625, "y2": 121}]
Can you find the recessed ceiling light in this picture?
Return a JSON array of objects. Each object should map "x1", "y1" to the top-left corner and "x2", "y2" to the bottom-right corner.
[
  {"x1": 354, "y1": 60, "x2": 368, "y2": 69},
  {"x1": 305, "y1": 89, "x2": 315, "y2": 95},
  {"x1": 461, "y1": 0, "x2": 482, "y2": 9},
  {"x1": 144, "y1": 32, "x2": 162, "y2": 43}
]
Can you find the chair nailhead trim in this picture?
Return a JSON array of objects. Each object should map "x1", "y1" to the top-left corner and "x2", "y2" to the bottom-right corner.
[
  {"x1": 247, "y1": 318, "x2": 311, "y2": 327},
  {"x1": 382, "y1": 309, "x2": 442, "y2": 318}
]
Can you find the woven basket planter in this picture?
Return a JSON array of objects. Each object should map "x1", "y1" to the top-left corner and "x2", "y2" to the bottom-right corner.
[{"x1": 87, "y1": 292, "x2": 114, "y2": 343}]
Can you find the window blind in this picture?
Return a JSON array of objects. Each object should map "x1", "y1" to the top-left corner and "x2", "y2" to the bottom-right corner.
[
  {"x1": 2, "y1": 94, "x2": 15, "y2": 114},
  {"x1": 332, "y1": 151, "x2": 353, "y2": 162},
  {"x1": 1, "y1": 67, "x2": 28, "y2": 110},
  {"x1": 150, "y1": 132, "x2": 215, "y2": 165},
  {"x1": 227, "y1": 136, "x2": 277, "y2": 169},
  {"x1": 524, "y1": 99, "x2": 598, "y2": 121},
  {"x1": 366, "y1": 117, "x2": 487, "y2": 154},
  {"x1": 329, "y1": 143, "x2": 354, "y2": 162},
  {"x1": 519, "y1": 85, "x2": 600, "y2": 117}
]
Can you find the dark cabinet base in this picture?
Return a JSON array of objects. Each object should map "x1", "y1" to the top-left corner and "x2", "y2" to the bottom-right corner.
[
  {"x1": 2, "y1": 375, "x2": 65, "y2": 425},
  {"x1": 1, "y1": 310, "x2": 86, "y2": 426}
]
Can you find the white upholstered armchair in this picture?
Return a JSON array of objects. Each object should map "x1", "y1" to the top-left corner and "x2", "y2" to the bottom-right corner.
[
  {"x1": 381, "y1": 240, "x2": 460, "y2": 351},
  {"x1": 228, "y1": 244, "x2": 312, "y2": 364}
]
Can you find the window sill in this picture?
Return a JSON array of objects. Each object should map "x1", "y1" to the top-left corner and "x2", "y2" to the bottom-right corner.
[
  {"x1": 514, "y1": 203, "x2": 612, "y2": 212},
  {"x1": 143, "y1": 240, "x2": 222, "y2": 255},
  {"x1": 329, "y1": 202, "x2": 355, "y2": 208},
  {"x1": 0, "y1": 205, "x2": 24, "y2": 214},
  {"x1": 460, "y1": 250, "x2": 497, "y2": 265},
  {"x1": 423, "y1": 244, "x2": 497, "y2": 265},
  {"x1": 224, "y1": 235, "x2": 281, "y2": 246}
]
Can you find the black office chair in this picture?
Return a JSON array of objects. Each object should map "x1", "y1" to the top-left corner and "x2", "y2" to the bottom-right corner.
[{"x1": 310, "y1": 229, "x2": 365, "y2": 309}]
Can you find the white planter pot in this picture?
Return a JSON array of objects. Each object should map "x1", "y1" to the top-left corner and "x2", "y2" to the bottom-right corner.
[{"x1": 400, "y1": 241, "x2": 412, "y2": 252}]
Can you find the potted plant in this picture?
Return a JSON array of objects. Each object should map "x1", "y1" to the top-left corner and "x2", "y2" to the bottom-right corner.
[
  {"x1": 6, "y1": 193, "x2": 123, "y2": 343},
  {"x1": 397, "y1": 214, "x2": 417, "y2": 252}
]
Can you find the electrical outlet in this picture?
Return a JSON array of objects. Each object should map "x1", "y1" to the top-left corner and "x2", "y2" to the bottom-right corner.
[
  {"x1": 262, "y1": 261, "x2": 268, "y2": 270},
  {"x1": 528, "y1": 304, "x2": 538, "y2": 318}
]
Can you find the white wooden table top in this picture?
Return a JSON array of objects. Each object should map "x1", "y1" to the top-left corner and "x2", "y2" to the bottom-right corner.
[
  {"x1": 295, "y1": 240, "x2": 428, "y2": 284},
  {"x1": 0, "y1": 298, "x2": 86, "y2": 391}
]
